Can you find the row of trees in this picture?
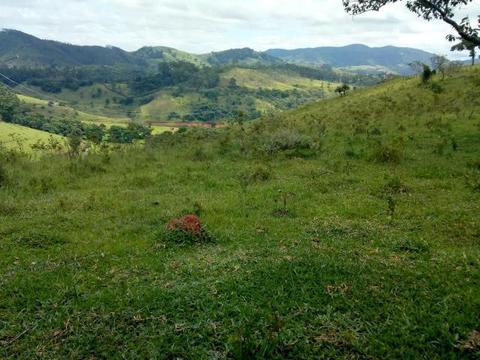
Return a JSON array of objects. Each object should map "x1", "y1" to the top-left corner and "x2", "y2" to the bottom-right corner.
[{"x1": 0, "y1": 84, "x2": 151, "y2": 144}]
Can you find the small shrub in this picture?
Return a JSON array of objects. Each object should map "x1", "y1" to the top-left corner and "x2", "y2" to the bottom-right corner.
[
  {"x1": 382, "y1": 176, "x2": 410, "y2": 195},
  {"x1": 238, "y1": 164, "x2": 272, "y2": 187},
  {"x1": 261, "y1": 129, "x2": 319, "y2": 157},
  {"x1": 371, "y1": 140, "x2": 404, "y2": 164}
]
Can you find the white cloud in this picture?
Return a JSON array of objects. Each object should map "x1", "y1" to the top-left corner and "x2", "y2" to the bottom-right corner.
[{"x1": 0, "y1": 0, "x2": 478, "y2": 59}]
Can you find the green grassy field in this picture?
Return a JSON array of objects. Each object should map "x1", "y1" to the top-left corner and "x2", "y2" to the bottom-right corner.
[{"x1": 1, "y1": 67, "x2": 479, "y2": 359}]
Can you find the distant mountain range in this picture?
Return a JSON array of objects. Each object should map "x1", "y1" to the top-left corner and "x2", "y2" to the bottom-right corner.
[
  {"x1": 0, "y1": 29, "x2": 437, "y2": 74},
  {"x1": 265, "y1": 44, "x2": 435, "y2": 74}
]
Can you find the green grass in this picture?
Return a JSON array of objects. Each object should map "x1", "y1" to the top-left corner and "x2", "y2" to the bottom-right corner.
[
  {"x1": 139, "y1": 91, "x2": 201, "y2": 121},
  {"x1": 1, "y1": 67, "x2": 480, "y2": 359}
]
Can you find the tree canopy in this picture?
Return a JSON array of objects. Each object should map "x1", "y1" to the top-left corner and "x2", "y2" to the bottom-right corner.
[
  {"x1": 343, "y1": 0, "x2": 480, "y2": 46},
  {"x1": 0, "y1": 84, "x2": 20, "y2": 121}
]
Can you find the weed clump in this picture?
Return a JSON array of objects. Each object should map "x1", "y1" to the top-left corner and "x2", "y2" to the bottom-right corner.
[
  {"x1": 371, "y1": 139, "x2": 405, "y2": 164},
  {"x1": 163, "y1": 215, "x2": 214, "y2": 245},
  {"x1": 10, "y1": 232, "x2": 66, "y2": 249},
  {"x1": 392, "y1": 237, "x2": 430, "y2": 254},
  {"x1": 238, "y1": 164, "x2": 272, "y2": 187}
]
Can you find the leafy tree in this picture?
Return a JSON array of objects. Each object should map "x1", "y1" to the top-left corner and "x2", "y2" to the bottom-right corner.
[
  {"x1": 450, "y1": 38, "x2": 478, "y2": 65},
  {"x1": 422, "y1": 64, "x2": 434, "y2": 83},
  {"x1": 0, "y1": 84, "x2": 20, "y2": 121},
  {"x1": 335, "y1": 84, "x2": 350, "y2": 96},
  {"x1": 431, "y1": 55, "x2": 450, "y2": 79},
  {"x1": 343, "y1": 0, "x2": 480, "y2": 47}
]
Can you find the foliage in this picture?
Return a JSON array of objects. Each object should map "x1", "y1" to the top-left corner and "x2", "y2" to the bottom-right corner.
[
  {"x1": 343, "y1": 0, "x2": 480, "y2": 47},
  {"x1": 335, "y1": 83, "x2": 350, "y2": 96},
  {"x1": 422, "y1": 64, "x2": 434, "y2": 83},
  {"x1": 0, "y1": 84, "x2": 20, "y2": 121}
]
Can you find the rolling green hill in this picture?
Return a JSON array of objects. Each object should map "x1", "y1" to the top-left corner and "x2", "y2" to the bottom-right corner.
[
  {"x1": 0, "y1": 29, "x2": 139, "y2": 67},
  {"x1": 1, "y1": 65, "x2": 479, "y2": 358}
]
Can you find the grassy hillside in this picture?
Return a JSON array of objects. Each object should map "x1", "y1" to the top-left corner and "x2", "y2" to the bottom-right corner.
[
  {"x1": 0, "y1": 121, "x2": 63, "y2": 150},
  {"x1": 220, "y1": 67, "x2": 339, "y2": 92},
  {"x1": 1, "y1": 66, "x2": 479, "y2": 359}
]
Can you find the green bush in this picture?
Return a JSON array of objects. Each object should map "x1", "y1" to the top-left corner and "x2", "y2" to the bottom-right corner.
[
  {"x1": 261, "y1": 129, "x2": 318, "y2": 157},
  {"x1": 238, "y1": 164, "x2": 272, "y2": 187}
]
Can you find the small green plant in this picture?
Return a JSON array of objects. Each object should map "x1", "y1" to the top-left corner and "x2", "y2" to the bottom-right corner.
[
  {"x1": 273, "y1": 190, "x2": 295, "y2": 217},
  {"x1": 386, "y1": 195, "x2": 396, "y2": 221},
  {"x1": 382, "y1": 176, "x2": 410, "y2": 195}
]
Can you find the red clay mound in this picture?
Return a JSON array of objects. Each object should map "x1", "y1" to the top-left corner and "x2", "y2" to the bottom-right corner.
[{"x1": 166, "y1": 214, "x2": 202, "y2": 236}]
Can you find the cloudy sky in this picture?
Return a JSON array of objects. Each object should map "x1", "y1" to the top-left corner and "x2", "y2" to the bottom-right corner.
[{"x1": 1, "y1": 0, "x2": 478, "y2": 58}]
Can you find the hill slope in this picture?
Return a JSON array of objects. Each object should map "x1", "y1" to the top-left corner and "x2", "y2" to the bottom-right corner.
[
  {"x1": 0, "y1": 121, "x2": 63, "y2": 150},
  {"x1": 266, "y1": 44, "x2": 435, "y2": 74},
  {"x1": 204, "y1": 48, "x2": 283, "y2": 66},
  {"x1": 0, "y1": 29, "x2": 139, "y2": 67}
]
